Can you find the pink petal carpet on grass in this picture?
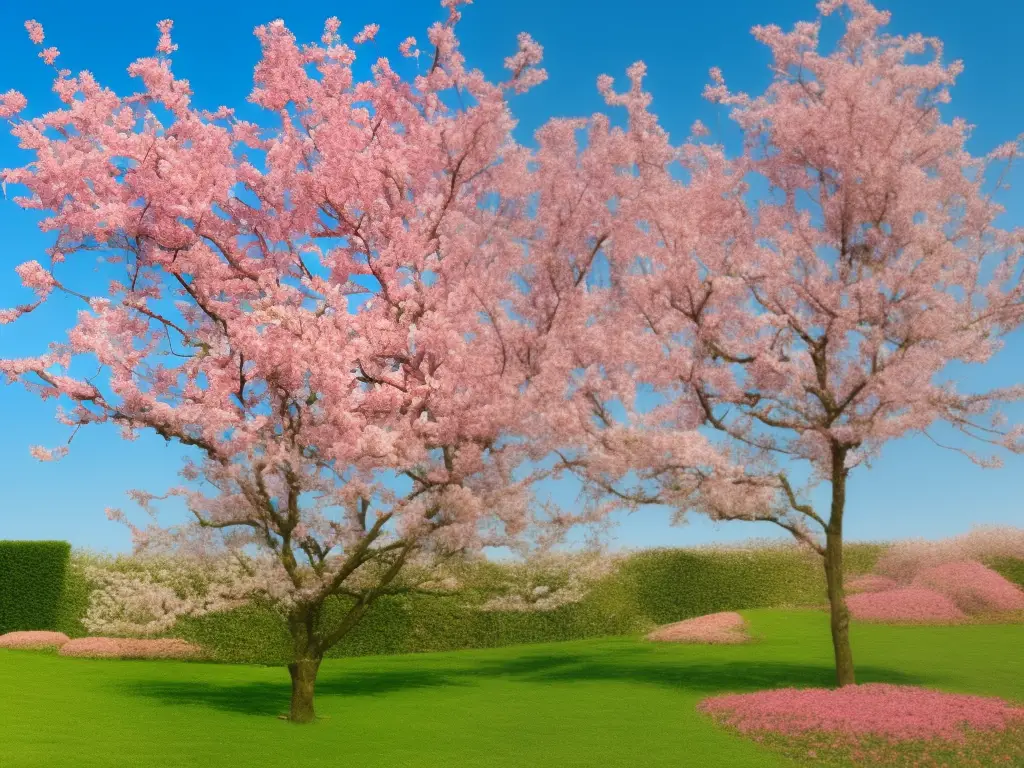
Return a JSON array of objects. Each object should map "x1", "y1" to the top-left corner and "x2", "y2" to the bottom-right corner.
[
  {"x1": 846, "y1": 587, "x2": 967, "y2": 623},
  {"x1": 646, "y1": 611, "x2": 749, "y2": 644},
  {"x1": 58, "y1": 637, "x2": 205, "y2": 660},
  {"x1": 0, "y1": 631, "x2": 70, "y2": 649},
  {"x1": 699, "y1": 684, "x2": 1024, "y2": 743},
  {"x1": 911, "y1": 560, "x2": 1024, "y2": 614}
]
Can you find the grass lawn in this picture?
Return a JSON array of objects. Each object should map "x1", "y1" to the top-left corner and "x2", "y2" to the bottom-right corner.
[{"x1": 2, "y1": 608, "x2": 1021, "y2": 768}]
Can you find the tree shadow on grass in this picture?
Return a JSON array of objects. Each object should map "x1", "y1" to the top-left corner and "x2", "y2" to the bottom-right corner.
[
  {"x1": 119, "y1": 645, "x2": 936, "y2": 719},
  {"x1": 120, "y1": 666, "x2": 473, "y2": 717}
]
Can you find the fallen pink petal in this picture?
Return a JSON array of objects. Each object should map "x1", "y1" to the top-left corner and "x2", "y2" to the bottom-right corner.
[
  {"x1": 0, "y1": 631, "x2": 70, "y2": 649},
  {"x1": 846, "y1": 587, "x2": 967, "y2": 623},
  {"x1": 911, "y1": 561, "x2": 1024, "y2": 614},
  {"x1": 57, "y1": 637, "x2": 206, "y2": 660},
  {"x1": 646, "y1": 612, "x2": 750, "y2": 644},
  {"x1": 699, "y1": 684, "x2": 1024, "y2": 742}
]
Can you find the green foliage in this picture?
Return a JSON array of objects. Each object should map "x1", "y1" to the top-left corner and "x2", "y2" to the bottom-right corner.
[
  {"x1": 51, "y1": 559, "x2": 94, "y2": 638},
  {"x1": 614, "y1": 542, "x2": 885, "y2": 626},
  {"x1": 0, "y1": 540, "x2": 71, "y2": 634},
  {"x1": 169, "y1": 561, "x2": 647, "y2": 665}
]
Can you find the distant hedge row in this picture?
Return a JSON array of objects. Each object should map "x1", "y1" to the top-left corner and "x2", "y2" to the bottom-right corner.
[
  {"x1": 0, "y1": 540, "x2": 71, "y2": 634},
  {"x1": 24, "y1": 540, "x2": 1021, "y2": 665},
  {"x1": 40, "y1": 542, "x2": 892, "y2": 665}
]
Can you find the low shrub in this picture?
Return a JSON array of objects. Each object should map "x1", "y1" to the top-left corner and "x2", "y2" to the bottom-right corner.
[
  {"x1": 646, "y1": 611, "x2": 748, "y2": 644},
  {"x1": 699, "y1": 684, "x2": 1024, "y2": 765},
  {"x1": 911, "y1": 561, "x2": 1024, "y2": 614},
  {"x1": 58, "y1": 637, "x2": 206, "y2": 660},
  {"x1": 846, "y1": 588, "x2": 967, "y2": 623},
  {"x1": 0, "y1": 541, "x2": 71, "y2": 634},
  {"x1": 0, "y1": 631, "x2": 70, "y2": 649},
  {"x1": 698, "y1": 683, "x2": 1024, "y2": 742}
]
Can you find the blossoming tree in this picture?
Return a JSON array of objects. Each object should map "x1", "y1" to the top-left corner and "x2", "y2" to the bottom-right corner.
[
  {"x1": 554, "y1": 0, "x2": 1024, "y2": 686},
  {"x1": 0, "y1": 2, "x2": 585, "y2": 722}
]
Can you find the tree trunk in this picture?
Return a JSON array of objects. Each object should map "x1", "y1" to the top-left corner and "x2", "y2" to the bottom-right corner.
[
  {"x1": 825, "y1": 445, "x2": 856, "y2": 687},
  {"x1": 287, "y1": 657, "x2": 322, "y2": 723}
]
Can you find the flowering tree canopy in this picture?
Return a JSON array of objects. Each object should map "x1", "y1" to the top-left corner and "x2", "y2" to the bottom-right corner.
[
  {"x1": 551, "y1": 0, "x2": 1024, "y2": 686},
  {"x1": 0, "y1": 1, "x2": 593, "y2": 722}
]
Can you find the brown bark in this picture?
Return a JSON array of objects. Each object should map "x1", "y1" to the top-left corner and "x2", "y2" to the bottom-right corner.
[
  {"x1": 287, "y1": 657, "x2": 322, "y2": 723},
  {"x1": 824, "y1": 445, "x2": 856, "y2": 687}
]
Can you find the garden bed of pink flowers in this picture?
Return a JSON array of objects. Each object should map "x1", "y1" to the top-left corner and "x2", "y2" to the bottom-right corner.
[
  {"x1": 846, "y1": 587, "x2": 967, "y2": 623},
  {"x1": 699, "y1": 684, "x2": 1024, "y2": 767},
  {"x1": 646, "y1": 611, "x2": 749, "y2": 644},
  {"x1": 57, "y1": 637, "x2": 205, "y2": 660},
  {"x1": 0, "y1": 631, "x2": 70, "y2": 649},
  {"x1": 912, "y1": 561, "x2": 1024, "y2": 614},
  {"x1": 844, "y1": 549, "x2": 1024, "y2": 624}
]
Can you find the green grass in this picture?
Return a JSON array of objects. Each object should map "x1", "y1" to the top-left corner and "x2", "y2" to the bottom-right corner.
[{"x1": 2, "y1": 609, "x2": 1021, "y2": 768}]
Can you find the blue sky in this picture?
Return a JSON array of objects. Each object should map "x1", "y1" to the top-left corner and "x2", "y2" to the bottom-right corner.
[{"x1": 1, "y1": 0, "x2": 1022, "y2": 554}]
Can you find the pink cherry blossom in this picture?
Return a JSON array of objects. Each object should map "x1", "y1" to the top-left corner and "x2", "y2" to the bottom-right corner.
[
  {"x1": 353, "y1": 23, "x2": 379, "y2": 44},
  {"x1": 399, "y1": 36, "x2": 419, "y2": 58},
  {"x1": 541, "y1": 0, "x2": 1024, "y2": 688},
  {"x1": 0, "y1": 1, "x2": 581, "y2": 723},
  {"x1": 24, "y1": 20, "x2": 44, "y2": 45},
  {"x1": 0, "y1": 90, "x2": 28, "y2": 119},
  {"x1": 156, "y1": 20, "x2": 177, "y2": 55}
]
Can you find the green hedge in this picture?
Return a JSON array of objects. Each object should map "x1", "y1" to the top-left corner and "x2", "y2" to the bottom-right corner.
[
  {"x1": 47, "y1": 542, "x2": 890, "y2": 665},
  {"x1": 17, "y1": 539, "x2": 1020, "y2": 665},
  {"x1": 168, "y1": 564, "x2": 648, "y2": 665},
  {"x1": 615, "y1": 543, "x2": 885, "y2": 626},
  {"x1": 0, "y1": 540, "x2": 72, "y2": 634}
]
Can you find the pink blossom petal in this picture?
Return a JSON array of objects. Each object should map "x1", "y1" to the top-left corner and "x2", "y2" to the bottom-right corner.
[
  {"x1": 58, "y1": 637, "x2": 205, "y2": 659},
  {"x1": 847, "y1": 587, "x2": 967, "y2": 623},
  {"x1": 647, "y1": 611, "x2": 750, "y2": 644},
  {"x1": 700, "y1": 684, "x2": 1024, "y2": 742},
  {"x1": 0, "y1": 631, "x2": 70, "y2": 649}
]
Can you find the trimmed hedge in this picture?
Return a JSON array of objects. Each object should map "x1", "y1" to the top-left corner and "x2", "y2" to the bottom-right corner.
[
  {"x1": 615, "y1": 543, "x2": 886, "y2": 626},
  {"x1": 15, "y1": 537, "x2": 1020, "y2": 665},
  {"x1": 0, "y1": 540, "x2": 72, "y2": 634},
  {"x1": 48, "y1": 542, "x2": 896, "y2": 665},
  {"x1": 161, "y1": 563, "x2": 647, "y2": 665}
]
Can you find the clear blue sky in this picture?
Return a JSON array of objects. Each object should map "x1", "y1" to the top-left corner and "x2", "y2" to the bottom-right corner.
[{"x1": 1, "y1": 0, "x2": 1022, "y2": 554}]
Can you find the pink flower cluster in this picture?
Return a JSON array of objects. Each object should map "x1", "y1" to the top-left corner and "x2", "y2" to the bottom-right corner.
[
  {"x1": 57, "y1": 637, "x2": 205, "y2": 660},
  {"x1": 912, "y1": 561, "x2": 1024, "y2": 614},
  {"x1": 846, "y1": 587, "x2": 967, "y2": 623},
  {"x1": 846, "y1": 531, "x2": 1024, "y2": 623},
  {"x1": 647, "y1": 611, "x2": 749, "y2": 644},
  {"x1": 699, "y1": 684, "x2": 1024, "y2": 743},
  {"x1": 0, "y1": 631, "x2": 70, "y2": 649}
]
